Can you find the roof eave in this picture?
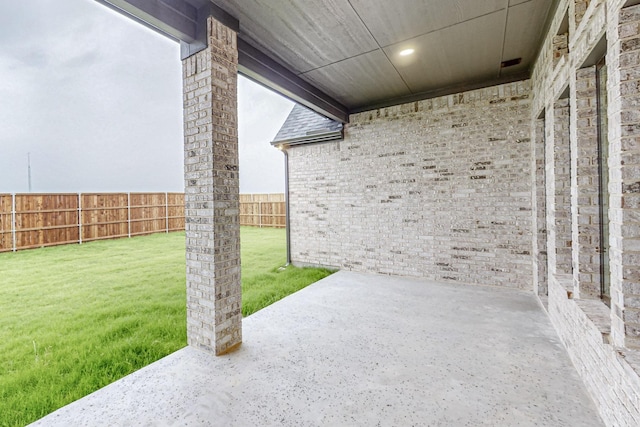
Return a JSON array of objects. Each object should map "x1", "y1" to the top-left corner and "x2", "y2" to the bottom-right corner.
[{"x1": 271, "y1": 130, "x2": 344, "y2": 148}]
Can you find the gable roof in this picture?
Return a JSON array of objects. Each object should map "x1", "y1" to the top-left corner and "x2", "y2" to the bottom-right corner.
[{"x1": 271, "y1": 104, "x2": 343, "y2": 147}]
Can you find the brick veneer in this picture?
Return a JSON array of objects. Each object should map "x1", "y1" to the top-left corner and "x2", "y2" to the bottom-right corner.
[
  {"x1": 530, "y1": 1, "x2": 640, "y2": 425},
  {"x1": 616, "y1": 3, "x2": 640, "y2": 350},
  {"x1": 182, "y1": 17, "x2": 241, "y2": 355},
  {"x1": 289, "y1": 81, "x2": 533, "y2": 288}
]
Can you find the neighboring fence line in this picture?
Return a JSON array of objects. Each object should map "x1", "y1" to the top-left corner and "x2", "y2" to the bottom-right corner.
[
  {"x1": 0, "y1": 193, "x2": 185, "y2": 253},
  {"x1": 239, "y1": 193, "x2": 286, "y2": 229},
  {"x1": 0, "y1": 193, "x2": 285, "y2": 253}
]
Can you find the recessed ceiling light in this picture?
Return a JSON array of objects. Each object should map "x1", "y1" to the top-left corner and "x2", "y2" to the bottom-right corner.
[{"x1": 399, "y1": 48, "x2": 415, "y2": 56}]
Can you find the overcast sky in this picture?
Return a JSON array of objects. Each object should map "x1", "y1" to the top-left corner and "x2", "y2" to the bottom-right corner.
[{"x1": 0, "y1": 0, "x2": 293, "y2": 194}]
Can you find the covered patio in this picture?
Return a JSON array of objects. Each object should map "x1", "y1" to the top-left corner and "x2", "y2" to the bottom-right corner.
[
  {"x1": 26, "y1": 0, "x2": 640, "y2": 424},
  {"x1": 32, "y1": 271, "x2": 601, "y2": 426}
]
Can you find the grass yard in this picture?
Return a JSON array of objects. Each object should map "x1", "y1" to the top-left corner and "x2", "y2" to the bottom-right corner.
[{"x1": 0, "y1": 227, "x2": 333, "y2": 427}]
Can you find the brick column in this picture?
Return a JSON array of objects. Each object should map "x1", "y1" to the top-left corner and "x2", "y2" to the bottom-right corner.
[
  {"x1": 182, "y1": 17, "x2": 241, "y2": 355},
  {"x1": 608, "y1": 4, "x2": 640, "y2": 349}
]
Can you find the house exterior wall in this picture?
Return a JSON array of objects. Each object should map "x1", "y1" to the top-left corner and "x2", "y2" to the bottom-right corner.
[
  {"x1": 285, "y1": 0, "x2": 640, "y2": 423},
  {"x1": 529, "y1": 0, "x2": 640, "y2": 425},
  {"x1": 288, "y1": 81, "x2": 533, "y2": 289}
]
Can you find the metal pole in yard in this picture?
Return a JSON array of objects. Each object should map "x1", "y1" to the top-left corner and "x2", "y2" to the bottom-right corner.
[
  {"x1": 27, "y1": 153, "x2": 32, "y2": 193},
  {"x1": 11, "y1": 193, "x2": 16, "y2": 252}
]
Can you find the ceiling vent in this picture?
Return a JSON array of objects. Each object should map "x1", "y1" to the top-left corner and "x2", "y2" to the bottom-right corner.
[{"x1": 501, "y1": 58, "x2": 522, "y2": 68}]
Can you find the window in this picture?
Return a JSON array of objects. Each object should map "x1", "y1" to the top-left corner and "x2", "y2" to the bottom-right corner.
[{"x1": 596, "y1": 56, "x2": 610, "y2": 305}]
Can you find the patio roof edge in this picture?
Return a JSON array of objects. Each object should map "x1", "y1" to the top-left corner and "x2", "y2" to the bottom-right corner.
[
  {"x1": 239, "y1": 39, "x2": 349, "y2": 124},
  {"x1": 270, "y1": 130, "x2": 344, "y2": 148},
  {"x1": 350, "y1": 71, "x2": 531, "y2": 114}
]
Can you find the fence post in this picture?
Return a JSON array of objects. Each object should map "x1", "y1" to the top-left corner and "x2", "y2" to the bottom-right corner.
[
  {"x1": 78, "y1": 193, "x2": 83, "y2": 244},
  {"x1": 11, "y1": 194, "x2": 16, "y2": 252},
  {"x1": 127, "y1": 192, "x2": 131, "y2": 238},
  {"x1": 259, "y1": 201, "x2": 262, "y2": 228},
  {"x1": 165, "y1": 192, "x2": 169, "y2": 233}
]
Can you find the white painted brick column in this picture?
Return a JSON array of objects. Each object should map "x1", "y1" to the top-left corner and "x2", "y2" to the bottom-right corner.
[{"x1": 182, "y1": 16, "x2": 241, "y2": 355}]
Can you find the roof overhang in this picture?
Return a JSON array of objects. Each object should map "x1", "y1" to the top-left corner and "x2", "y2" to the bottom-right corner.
[
  {"x1": 238, "y1": 40, "x2": 349, "y2": 124},
  {"x1": 270, "y1": 129, "x2": 344, "y2": 148},
  {"x1": 96, "y1": 0, "x2": 556, "y2": 125},
  {"x1": 96, "y1": 0, "x2": 349, "y2": 123}
]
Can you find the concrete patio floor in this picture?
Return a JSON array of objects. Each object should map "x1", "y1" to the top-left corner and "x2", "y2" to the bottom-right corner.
[{"x1": 32, "y1": 271, "x2": 603, "y2": 426}]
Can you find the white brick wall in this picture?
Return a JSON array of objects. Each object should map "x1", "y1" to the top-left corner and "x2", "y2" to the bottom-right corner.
[
  {"x1": 549, "y1": 276, "x2": 640, "y2": 425},
  {"x1": 530, "y1": 0, "x2": 640, "y2": 425},
  {"x1": 289, "y1": 81, "x2": 533, "y2": 289}
]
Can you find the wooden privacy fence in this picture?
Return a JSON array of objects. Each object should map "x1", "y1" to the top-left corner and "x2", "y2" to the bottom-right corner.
[
  {"x1": 0, "y1": 193, "x2": 185, "y2": 253},
  {"x1": 239, "y1": 193, "x2": 286, "y2": 229},
  {"x1": 0, "y1": 193, "x2": 285, "y2": 252}
]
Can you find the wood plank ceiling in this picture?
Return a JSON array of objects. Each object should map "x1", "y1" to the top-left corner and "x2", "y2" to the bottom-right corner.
[{"x1": 214, "y1": 0, "x2": 553, "y2": 111}]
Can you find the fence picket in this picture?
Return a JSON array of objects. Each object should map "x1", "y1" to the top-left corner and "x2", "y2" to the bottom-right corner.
[{"x1": 0, "y1": 193, "x2": 284, "y2": 252}]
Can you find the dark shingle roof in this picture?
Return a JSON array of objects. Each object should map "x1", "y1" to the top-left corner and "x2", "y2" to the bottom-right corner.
[{"x1": 271, "y1": 104, "x2": 343, "y2": 146}]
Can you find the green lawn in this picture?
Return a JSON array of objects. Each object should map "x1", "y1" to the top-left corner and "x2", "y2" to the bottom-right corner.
[{"x1": 0, "y1": 228, "x2": 333, "y2": 427}]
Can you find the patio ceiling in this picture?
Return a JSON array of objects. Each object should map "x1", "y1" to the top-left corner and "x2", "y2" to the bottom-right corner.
[{"x1": 97, "y1": 0, "x2": 555, "y2": 122}]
